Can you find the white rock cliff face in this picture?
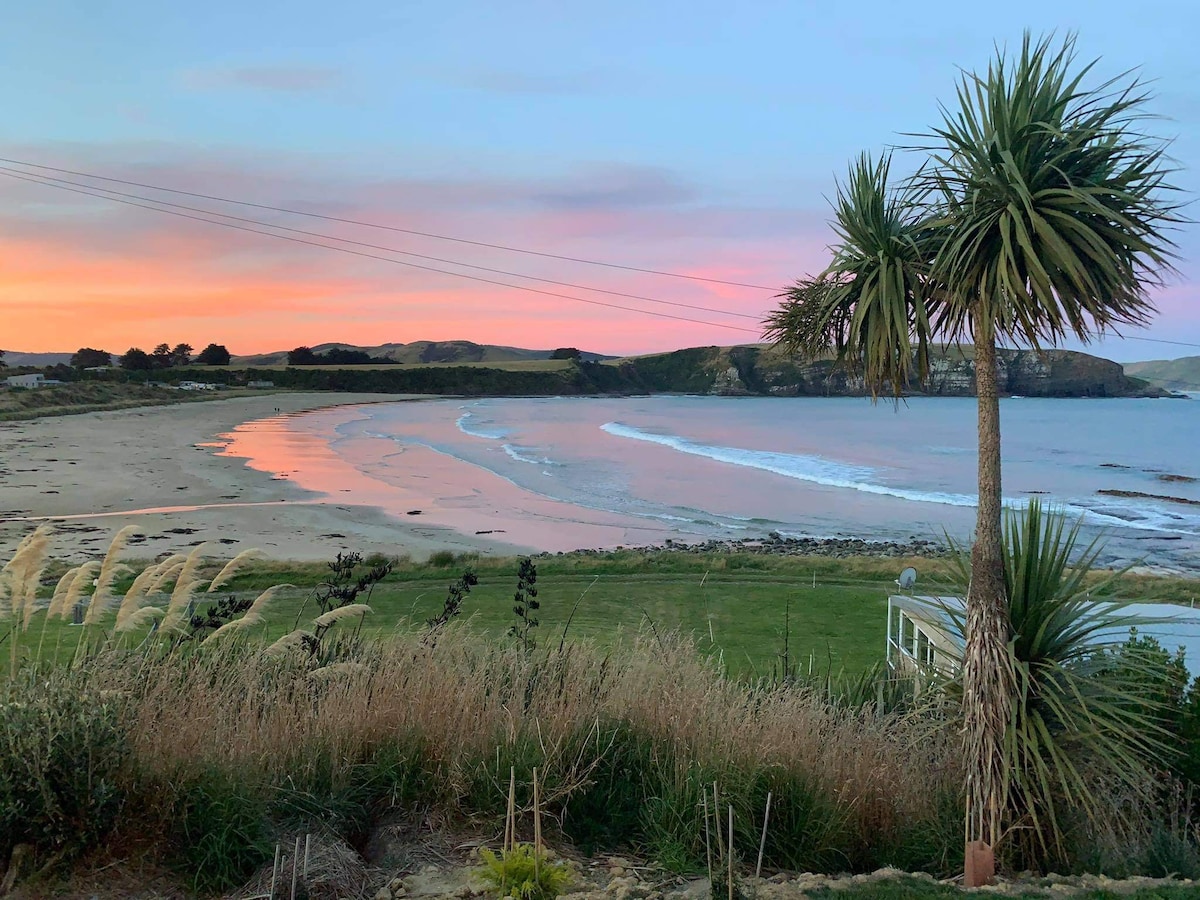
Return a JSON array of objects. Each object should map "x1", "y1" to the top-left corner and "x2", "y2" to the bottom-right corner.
[{"x1": 703, "y1": 348, "x2": 1161, "y2": 398}]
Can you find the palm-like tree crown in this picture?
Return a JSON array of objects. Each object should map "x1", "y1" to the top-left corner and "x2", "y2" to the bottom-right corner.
[
  {"x1": 764, "y1": 154, "x2": 937, "y2": 397},
  {"x1": 927, "y1": 33, "x2": 1180, "y2": 346}
]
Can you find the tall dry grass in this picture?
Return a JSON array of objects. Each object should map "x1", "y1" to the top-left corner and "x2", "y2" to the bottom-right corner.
[{"x1": 88, "y1": 627, "x2": 961, "y2": 872}]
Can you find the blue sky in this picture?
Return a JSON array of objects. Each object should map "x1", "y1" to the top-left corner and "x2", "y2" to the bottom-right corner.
[{"x1": 1, "y1": 0, "x2": 1196, "y2": 358}]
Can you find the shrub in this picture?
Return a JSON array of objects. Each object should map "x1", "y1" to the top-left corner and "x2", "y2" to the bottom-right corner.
[
  {"x1": 0, "y1": 671, "x2": 127, "y2": 866},
  {"x1": 428, "y1": 550, "x2": 457, "y2": 568},
  {"x1": 477, "y1": 844, "x2": 572, "y2": 900},
  {"x1": 173, "y1": 770, "x2": 273, "y2": 893}
]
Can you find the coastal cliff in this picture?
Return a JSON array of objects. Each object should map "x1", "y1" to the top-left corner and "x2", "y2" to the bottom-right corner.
[{"x1": 611, "y1": 344, "x2": 1167, "y2": 398}]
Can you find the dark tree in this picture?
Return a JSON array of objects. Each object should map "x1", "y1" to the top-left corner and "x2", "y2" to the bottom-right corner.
[
  {"x1": 119, "y1": 348, "x2": 154, "y2": 371},
  {"x1": 287, "y1": 346, "x2": 320, "y2": 366},
  {"x1": 322, "y1": 347, "x2": 381, "y2": 365},
  {"x1": 550, "y1": 347, "x2": 583, "y2": 360},
  {"x1": 170, "y1": 343, "x2": 194, "y2": 367},
  {"x1": 151, "y1": 343, "x2": 173, "y2": 369},
  {"x1": 196, "y1": 343, "x2": 232, "y2": 366},
  {"x1": 0, "y1": 349, "x2": 6, "y2": 368},
  {"x1": 70, "y1": 348, "x2": 112, "y2": 368}
]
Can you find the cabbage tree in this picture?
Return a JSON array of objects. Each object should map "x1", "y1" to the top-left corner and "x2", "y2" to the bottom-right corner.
[{"x1": 765, "y1": 33, "x2": 1179, "y2": 883}]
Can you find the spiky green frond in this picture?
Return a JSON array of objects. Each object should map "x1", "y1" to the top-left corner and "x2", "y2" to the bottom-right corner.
[
  {"x1": 765, "y1": 154, "x2": 940, "y2": 397},
  {"x1": 925, "y1": 32, "x2": 1181, "y2": 346}
]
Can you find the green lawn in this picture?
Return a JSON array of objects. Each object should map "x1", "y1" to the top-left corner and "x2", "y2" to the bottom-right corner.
[
  {"x1": 11, "y1": 552, "x2": 917, "y2": 675},
  {"x1": 14, "y1": 548, "x2": 1200, "y2": 677}
]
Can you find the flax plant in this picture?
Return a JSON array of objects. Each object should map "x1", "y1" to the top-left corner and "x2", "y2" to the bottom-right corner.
[{"x1": 943, "y1": 500, "x2": 1172, "y2": 868}]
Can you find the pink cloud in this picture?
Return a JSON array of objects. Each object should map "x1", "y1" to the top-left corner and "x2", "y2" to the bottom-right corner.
[{"x1": 0, "y1": 143, "x2": 856, "y2": 355}]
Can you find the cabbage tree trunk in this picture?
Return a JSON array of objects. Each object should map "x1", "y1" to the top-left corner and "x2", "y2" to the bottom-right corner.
[{"x1": 963, "y1": 324, "x2": 1015, "y2": 886}]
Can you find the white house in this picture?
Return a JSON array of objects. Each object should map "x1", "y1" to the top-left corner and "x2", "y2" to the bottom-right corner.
[
  {"x1": 6, "y1": 373, "x2": 46, "y2": 388},
  {"x1": 887, "y1": 594, "x2": 1200, "y2": 678},
  {"x1": 177, "y1": 381, "x2": 218, "y2": 391}
]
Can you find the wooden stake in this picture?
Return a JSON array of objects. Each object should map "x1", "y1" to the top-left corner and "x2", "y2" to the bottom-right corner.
[
  {"x1": 533, "y1": 767, "x2": 542, "y2": 884},
  {"x1": 727, "y1": 804, "x2": 734, "y2": 900},
  {"x1": 534, "y1": 767, "x2": 543, "y2": 852},
  {"x1": 269, "y1": 843, "x2": 281, "y2": 900},
  {"x1": 506, "y1": 766, "x2": 516, "y2": 852},
  {"x1": 290, "y1": 836, "x2": 301, "y2": 900},
  {"x1": 702, "y1": 788, "x2": 713, "y2": 884},
  {"x1": 755, "y1": 792, "x2": 772, "y2": 880},
  {"x1": 303, "y1": 833, "x2": 311, "y2": 880},
  {"x1": 712, "y1": 783, "x2": 723, "y2": 856}
]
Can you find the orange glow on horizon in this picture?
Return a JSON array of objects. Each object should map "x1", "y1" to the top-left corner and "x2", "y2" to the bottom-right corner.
[{"x1": 0, "y1": 234, "x2": 781, "y2": 355}]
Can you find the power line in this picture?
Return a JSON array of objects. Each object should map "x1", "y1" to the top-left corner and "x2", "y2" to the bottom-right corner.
[
  {"x1": 0, "y1": 164, "x2": 761, "y2": 321},
  {"x1": 4, "y1": 163, "x2": 1193, "y2": 351},
  {"x1": 1116, "y1": 336, "x2": 1200, "y2": 350},
  {"x1": 0, "y1": 155, "x2": 781, "y2": 291},
  {"x1": 0, "y1": 168, "x2": 763, "y2": 335}
]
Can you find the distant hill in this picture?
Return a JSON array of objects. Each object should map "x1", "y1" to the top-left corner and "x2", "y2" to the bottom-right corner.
[
  {"x1": 0, "y1": 351, "x2": 73, "y2": 367},
  {"x1": 1124, "y1": 357, "x2": 1200, "y2": 391},
  {"x1": 606, "y1": 344, "x2": 1166, "y2": 398},
  {"x1": 232, "y1": 340, "x2": 613, "y2": 367},
  {"x1": 156, "y1": 343, "x2": 1166, "y2": 399}
]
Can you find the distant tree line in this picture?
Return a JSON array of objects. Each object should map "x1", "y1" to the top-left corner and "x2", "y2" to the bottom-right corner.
[
  {"x1": 287, "y1": 346, "x2": 397, "y2": 366},
  {"x1": 117, "y1": 343, "x2": 231, "y2": 370}
]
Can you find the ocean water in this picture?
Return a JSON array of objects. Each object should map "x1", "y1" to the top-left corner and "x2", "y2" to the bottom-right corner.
[{"x1": 220, "y1": 396, "x2": 1200, "y2": 570}]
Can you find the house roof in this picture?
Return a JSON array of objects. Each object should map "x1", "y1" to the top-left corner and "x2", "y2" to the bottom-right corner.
[{"x1": 890, "y1": 594, "x2": 1200, "y2": 678}]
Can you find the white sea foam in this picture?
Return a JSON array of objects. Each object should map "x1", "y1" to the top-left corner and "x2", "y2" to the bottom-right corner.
[
  {"x1": 502, "y1": 444, "x2": 556, "y2": 466},
  {"x1": 600, "y1": 422, "x2": 1200, "y2": 535},
  {"x1": 455, "y1": 412, "x2": 508, "y2": 440}
]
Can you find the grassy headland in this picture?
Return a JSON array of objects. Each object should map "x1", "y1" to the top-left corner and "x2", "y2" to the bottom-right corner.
[{"x1": 0, "y1": 381, "x2": 276, "y2": 421}]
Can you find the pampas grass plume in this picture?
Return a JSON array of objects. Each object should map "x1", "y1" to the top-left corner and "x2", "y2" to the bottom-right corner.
[
  {"x1": 1, "y1": 526, "x2": 51, "y2": 627},
  {"x1": 159, "y1": 546, "x2": 209, "y2": 633},
  {"x1": 148, "y1": 559, "x2": 186, "y2": 596},
  {"x1": 206, "y1": 585, "x2": 292, "y2": 641},
  {"x1": 116, "y1": 563, "x2": 169, "y2": 631},
  {"x1": 46, "y1": 568, "x2": 80, "y2": 621},
  {"x1": 314, "y1": 604, "x2": 373, "y2": 629},
  {"x1": 115, "y1": 605, "x2": 166, "y2": 633},
  {"x1": 263, "y1": 629, "x2": 314, "y2": 658},
  {"x1": 207, "y1": 548, "x2": 265, "y2": 593},
  {"x1": 84, "y1": 525, "x2": 141, "y2": 626},
  {"x1": 60, "y1": 562, "x2": 101, "y2": 620}
]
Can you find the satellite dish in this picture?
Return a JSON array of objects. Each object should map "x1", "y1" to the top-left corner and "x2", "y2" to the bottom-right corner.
[{"x1": 896, "y1": 567, "x2": 917, "y2": 590}]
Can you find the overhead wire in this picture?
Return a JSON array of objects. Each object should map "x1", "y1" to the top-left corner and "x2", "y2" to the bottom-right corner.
[
  {"x1": 0, "y1": 163, "x2": 762, "y2": 321},
  {"x1": 0, "y1": 167, "x2": 764, "y2": 335},
  {"x1": 0, "y1": 155, "x2": 780, "y2": 291},
  {"x1": 1, "y1": 159, "x2": 1193, "y2": 351}
]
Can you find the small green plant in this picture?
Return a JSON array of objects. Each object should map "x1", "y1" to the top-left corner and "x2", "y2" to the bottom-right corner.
[
  {"x1": 508, "y1": 558, "x2": 539, "y2": 651},
  {"x1": 187, "y1": 593, "x2": 253, "y2": 638},
  {"x1": 174, "y1": 771, "x2": 273, "y2": 893},
  {"x1": 477, "y1": 844, "x2": 571, "y2": 900},
  {"x1": 313, "y1": 550, "x2": 392, "y2": 614},
  {"x1": 425, "y1": 569, "x2": 479, "y2": 642},
  {"x1": 428, "y1": 549, "x2": 458, "y2": 568}
]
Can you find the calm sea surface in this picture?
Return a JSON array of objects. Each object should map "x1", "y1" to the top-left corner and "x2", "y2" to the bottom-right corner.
[{"x1": 221, "y1": 396, "x2": 1200, "y2": 571}]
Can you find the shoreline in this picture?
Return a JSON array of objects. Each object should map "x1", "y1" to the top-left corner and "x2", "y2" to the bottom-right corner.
[
  {"x1": 2, "y1": 393, "x2": 1196, "y2": 580},
  {"x1": 0, "y1": 393, "x2": 537, "y2": 563}
]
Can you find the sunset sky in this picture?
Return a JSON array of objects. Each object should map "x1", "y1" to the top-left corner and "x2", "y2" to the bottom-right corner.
[{"x1": 1, "y1": 1, "x2": 1196, "y2": 360}]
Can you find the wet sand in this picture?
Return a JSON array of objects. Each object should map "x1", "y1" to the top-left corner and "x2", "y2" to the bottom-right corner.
[{"x1": 0, "y1": 393, "x2": 534, "y2": 563}]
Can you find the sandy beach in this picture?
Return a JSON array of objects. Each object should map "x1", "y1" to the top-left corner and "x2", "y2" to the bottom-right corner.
[{"x1": 0, "y1": 393, "x2": 534, "y2": 564}]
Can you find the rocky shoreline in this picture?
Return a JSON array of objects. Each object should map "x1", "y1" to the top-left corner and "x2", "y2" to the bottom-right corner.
[{"x1": 540, "y1": 534, "x2": 950, "y2": 560}]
